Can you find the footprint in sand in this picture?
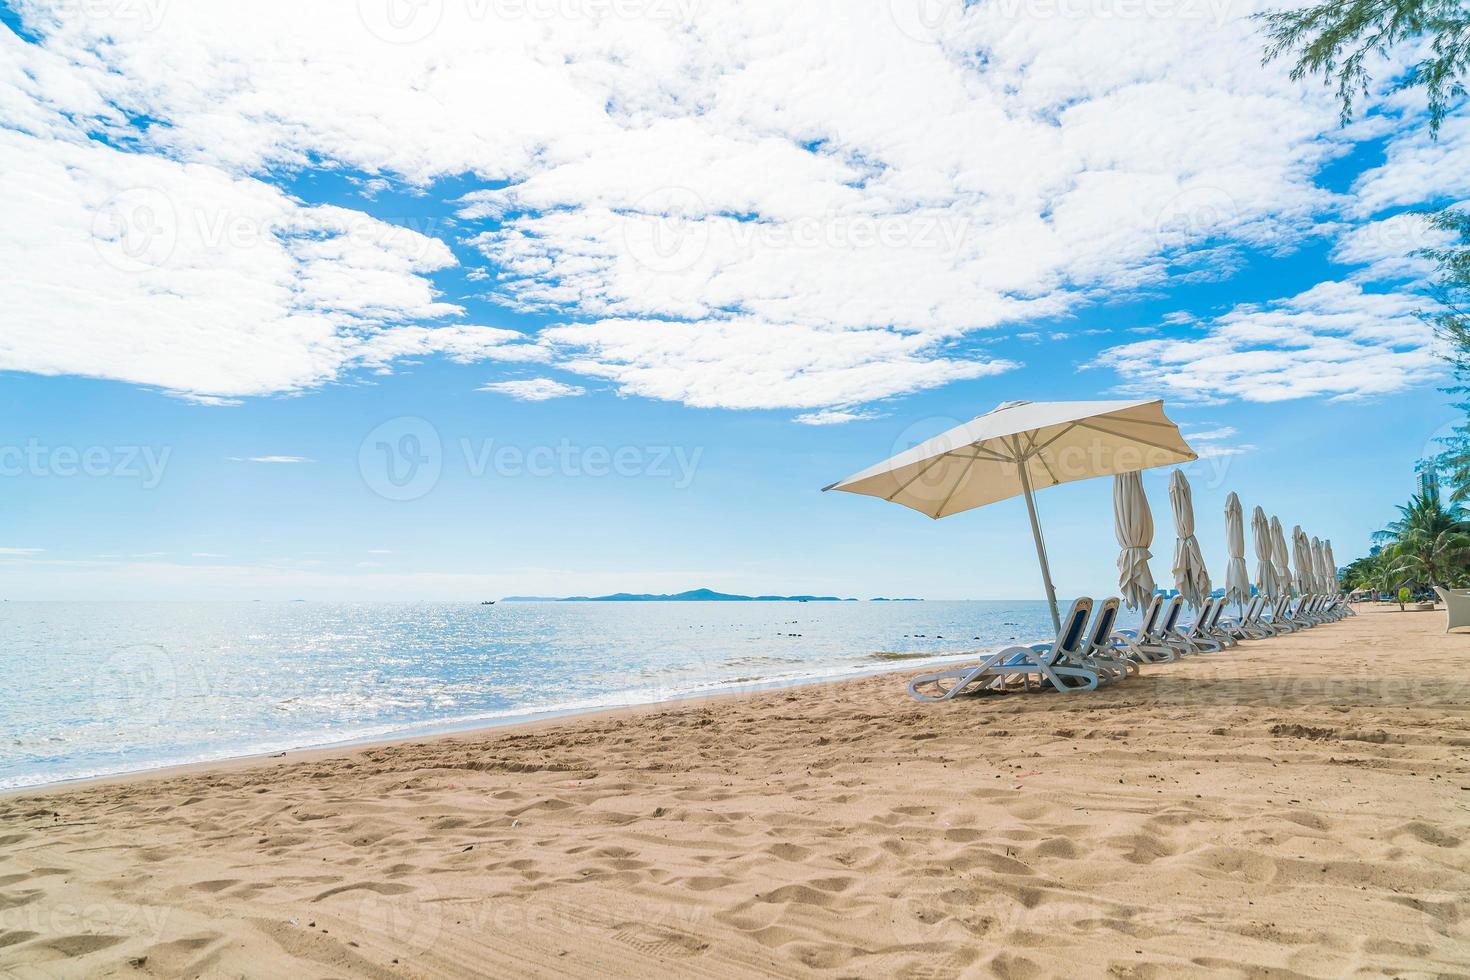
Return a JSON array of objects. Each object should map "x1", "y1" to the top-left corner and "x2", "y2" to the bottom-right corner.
[{"x1": 42, "y1": 934, "x2": 125, "y2": 957}]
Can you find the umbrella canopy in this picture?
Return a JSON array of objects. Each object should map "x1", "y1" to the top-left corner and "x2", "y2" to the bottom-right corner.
[
  {"x1": 824, "y1": 398, "x2": 1196, "y2": 630},
  {"x1": 1324, "y1": 540, "x2": 1338, "y2": 592},
  {"x1": 1168, "y1": 470, "x2": 1211, "y2": 607},
  {"x1": 1292, "y1": 526, "x2": 1314, "y2": 594},
  {"x1": 1224, "y1": 493, "x2": 1250, "y2": 608},
  {"x1": 1115, "y1": 471, "x2": 1157, "y2": 611},
  {"x1": 1270, "y1": 517, "x2": 1292, "y2": 596},
  {"x1": 1252, "y1": 505, "x2": 1278, "y2": 599}
]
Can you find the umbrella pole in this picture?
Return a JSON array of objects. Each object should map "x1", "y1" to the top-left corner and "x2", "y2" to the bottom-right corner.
[{"x1": 1017, "y1": 465, "x2": 1061, "y2": 633}]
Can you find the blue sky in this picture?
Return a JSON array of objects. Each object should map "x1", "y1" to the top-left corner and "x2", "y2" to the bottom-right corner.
[{"x1": 1, "y1": 0, "x2": 1464, "y2": 599}]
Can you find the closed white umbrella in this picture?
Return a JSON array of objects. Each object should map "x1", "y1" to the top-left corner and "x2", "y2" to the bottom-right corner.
[
  {"x1": 1169, "y1": 469, "x2": 1211, "y2": 607},
  {"x1": 1312, "y1": 536, "x2": 1328, "y2": 594},
  {"x1": 1252, "y1": 505, "x2": 1278, "y2": 599},
  {"x1": 1115, "y1": 471, "x2": 1157, "y2": 611},
  {"x1": 1324, "y1": 540, "x2": 1338, "y2": 592},
  {"x1": 1292, "y1": 526, "x2": 1314, "y2": 595},
  {"x1": 1224, "y1": 493, "x2": 1250, "y2": 610},
  {"x1": 824, "y1": 399, "x2": 1196, "y2": 631},
  {"x1": 1271, "y1": 517, "x2": 1292, "y2": 596}
]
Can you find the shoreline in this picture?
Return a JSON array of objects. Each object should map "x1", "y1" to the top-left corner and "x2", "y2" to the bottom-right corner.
[{"x1": 2, "y1": 645, "x2": 997, "y2": 799}]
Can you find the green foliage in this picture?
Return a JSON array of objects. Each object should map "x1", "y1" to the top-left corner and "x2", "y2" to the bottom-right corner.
[
  {"x1": 1257, "y1": 0, "x2": 1470, "y2": 135},
  {"x1": 1398, "y1": 585, "x2": 1412, "y2": 608}
]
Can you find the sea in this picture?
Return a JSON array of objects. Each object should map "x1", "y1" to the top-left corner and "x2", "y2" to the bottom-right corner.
[{"x1": 0, "y1": 599, "x2": 1070, "y2": 791}]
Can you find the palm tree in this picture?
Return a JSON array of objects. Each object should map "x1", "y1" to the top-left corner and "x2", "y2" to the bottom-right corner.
[
  {"x1": 1391, "y1": 528, "x2": 1470, "y2": 588},
  {"x1": 1375, "y1": 472, "x2": 1470, "y2": 589}
]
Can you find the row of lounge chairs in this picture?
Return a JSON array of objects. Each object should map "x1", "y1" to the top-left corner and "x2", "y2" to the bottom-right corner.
[{"x1": 906, "y1": 591, "x2": 1353, "y2": 701}]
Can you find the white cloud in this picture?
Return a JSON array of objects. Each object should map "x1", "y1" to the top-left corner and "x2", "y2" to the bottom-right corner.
[
  {"x1": 0, "y1": 0, "x2": 1460, "y2": 412},
  {"x1": 0, "y1": 547, "x2": 44, "y2": 555},
  {"x1": 541, "y1": 318, "x2": 1013, "y2": 410},
  {"x1": 793, "y1": 409, "x2": 882, "y2": 425},
  {"x1": 477, "y1": 378, "x2": 587, "y2": 401},
  {"x1": 1100, "y1": 281, "x2": 1440, "y2": 403},
  {"x1": 227, "y1": 456, "x2": 314, "y2": 464}
]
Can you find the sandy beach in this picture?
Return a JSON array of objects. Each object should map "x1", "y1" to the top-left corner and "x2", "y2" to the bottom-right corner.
[{"x1": 2, "y1": 603, "x2": 1468, "y2": 978}]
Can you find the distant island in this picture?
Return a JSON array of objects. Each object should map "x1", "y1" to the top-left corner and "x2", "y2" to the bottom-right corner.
[{"x1": 500, "y1": 587, "x2": 923, "y2": 603}]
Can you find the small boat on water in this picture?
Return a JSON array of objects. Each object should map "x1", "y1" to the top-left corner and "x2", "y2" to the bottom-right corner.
[{"x1": 480, "y1": 600, "x2": 496, "y2": 605}]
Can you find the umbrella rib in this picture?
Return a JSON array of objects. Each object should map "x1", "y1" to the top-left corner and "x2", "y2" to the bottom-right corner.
[
  {"x1": 932, "y1": 454, "x2": 973, "y2": 518},
  {"x1": 884, "y1": 453, "x2": 952, "y2": 502},
  {"x1": 885, "y1": 446, "x2": 985, "y2": 503},
  {"x1": 1073, "y1": 420, "x2": 1193, "y2": 456},
  {"x1": 1098, "y1": 413, "x2": 1174, "y2": 429}
]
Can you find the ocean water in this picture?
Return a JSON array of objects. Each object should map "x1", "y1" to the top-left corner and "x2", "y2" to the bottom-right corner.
[{"x1": 0, "y1": 600, "x2": 1061, "y2": 791}]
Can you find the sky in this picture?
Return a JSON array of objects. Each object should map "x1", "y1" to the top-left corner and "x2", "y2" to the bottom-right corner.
[{"x1": 0, "y1": 0, "x2": 1465, "y2": 601}]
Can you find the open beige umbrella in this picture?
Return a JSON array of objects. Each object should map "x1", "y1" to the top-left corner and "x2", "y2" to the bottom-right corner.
[
  {"x1": 1224, "y1": 493, "x2": 1250, "y2": 611},
  {"x1": 1271, "y1": 517, "x2": 1291, "y2": 596},
  {"x1": 1115, "y1": 471, "x2": 1157, "y2": 612},
  {"x1": 824, "y1": 399, "x2": 1195, "y2": 631},
  {"x1": 1169, "y1": 469, "x2": 1211, "y2": 607},
  {"x1": 1251, "y1": 505, "x2": 1277, "y2": 599}
]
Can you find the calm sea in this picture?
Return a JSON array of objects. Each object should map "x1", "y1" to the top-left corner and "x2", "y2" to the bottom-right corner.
[{"x1": 1, "y1": 600, "x2": 1065, "y2": 791}]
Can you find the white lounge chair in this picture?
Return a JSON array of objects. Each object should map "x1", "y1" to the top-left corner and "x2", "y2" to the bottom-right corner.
[
  {"x1": 907, "y1": 597, "x2": 1101, "y2": 700},
  {"x1": 1219, "y1": 595, "x2": 1268, "y2": 640},
  {"x1": 1179, "y1": 597, "x2": 1225, "y2": 653},
  {"x1": 1201, "y1": 598, "x2": 1238, "y2": 647},
  {"x1": 1074, "y1": 597, "x2": 1138, "y2": 684},
  {"x1": 1116, "y1": 595, "x2": 1191, "y2": 663}
]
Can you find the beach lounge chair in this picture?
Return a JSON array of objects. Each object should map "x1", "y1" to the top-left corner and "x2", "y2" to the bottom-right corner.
[
  {"x1": 1073, "y1": 597, "x2": 1138, "y2": 684},
  {"x1": 1202, "y1": 599, "x2": 1238, "y2": 647},
  {"x1": 1261, "y1": 595, "x2": 1300, "y2": 634},
  {"x1": 1219, "y1": 595, "x2": 1267, "y2": 640},
  {"x1": 907, "y1": 597, "x2": 1101, "y2": 700},
  {"x1": 1179, "y1": 597, "x2": 1225, "y2": 653},
  {"x1": 1116, "y1": 595, "x2": 1190, "y2": 663},
  {"x1": 1433, "y1": 587, "x2": 1470, "y2": 633}
]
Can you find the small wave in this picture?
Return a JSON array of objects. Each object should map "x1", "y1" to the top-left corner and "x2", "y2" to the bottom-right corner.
[
  {"x1": 867, "y1": 650, "x2": 948, "y2": 661},
  {"x1": 721, "y1": 655, "x2": 805, "y2": 667}
]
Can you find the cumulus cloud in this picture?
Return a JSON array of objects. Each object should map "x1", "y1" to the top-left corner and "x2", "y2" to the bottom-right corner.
[
  {"x1": 1100, "y1": 282, "x2": 1439, "y2": 403},
  {"x1": 0, "y1": 0, "x2": 1461, "y2": 412},
  {"x1": 478, "y1": 378, "x2": 587, "y2": 401}
]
